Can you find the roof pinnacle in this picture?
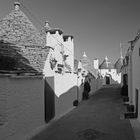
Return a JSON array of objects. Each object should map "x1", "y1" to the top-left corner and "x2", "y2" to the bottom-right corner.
[
  {"x1": 83, "y1": 52, "x2": 87, "y2": 57},
  {"x1": 105, "y1": 56, "x2": 108, "y2": 61},
  {"x1": 14, "y1": 1, "x2": 20, "y2": 10},
  {"x1": 45, "y1": 21, "x2": 51, "y2": 30}
]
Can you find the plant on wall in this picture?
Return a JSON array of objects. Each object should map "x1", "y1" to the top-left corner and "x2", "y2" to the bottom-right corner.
[{"x1": 49, "y1": 54, "x2": 57, "y2": 70}]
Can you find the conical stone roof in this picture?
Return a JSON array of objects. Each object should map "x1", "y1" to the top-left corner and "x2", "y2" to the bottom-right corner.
[
  {"x1": 0, "y1": 3, "x2": 45, "y2": 46},
  {"x1": 80, "y1": 52, "x2": 90, "y2": 68},
  {"x1": 99, "y1": 56, "x2": 114, "y2": 69},
  {"x1": 80, "y1": 52, "x2": 98, "y2": 77},
  {"x1": 0, "y1": 3, "x2": 49, "y2": 73},
  {"x1": 114, "y1": 57, "x2": 123, "y2": 73}
]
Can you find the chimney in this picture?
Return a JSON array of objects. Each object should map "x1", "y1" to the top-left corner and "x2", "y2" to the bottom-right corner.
[
  {"x1": 14, "y1": 1, "x2": 20, "y2": 10},
  {"x1": 45, "y1": 21, "x2": 51, "y2": 30},
  {"x1": 120, "y1": 43, "x2": 123, "y2": 59},
  {"x1": 105, "y1": 56, "x2": 108, "y2": 61},
  {"x1": 93, "y1": 58, "x2": 99, "y2": 70}
]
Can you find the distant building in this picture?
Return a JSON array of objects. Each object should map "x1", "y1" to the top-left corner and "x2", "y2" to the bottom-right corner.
[
  {"x1": 78, "y1": 52, "x2": 122, "y2": 90},
  {"x1": 97, "y1": 56, "x2": 121, "y2": 85}
]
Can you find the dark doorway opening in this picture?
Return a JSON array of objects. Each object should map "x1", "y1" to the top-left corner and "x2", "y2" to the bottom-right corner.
[
  {"x1": 106, "y1": 76, "x2": 110, "y2": 85},
  {"x1": 121, "y1": 74, "x2": 128, "y2": 97},
  {"x1": 123, "y1": 74, "x2": 128, "y2": 86}
]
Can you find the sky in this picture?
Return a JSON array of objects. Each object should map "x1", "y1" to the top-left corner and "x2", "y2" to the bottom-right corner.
[{"x1": 0, "y1": 0, "x2": 140, "y2": 64}]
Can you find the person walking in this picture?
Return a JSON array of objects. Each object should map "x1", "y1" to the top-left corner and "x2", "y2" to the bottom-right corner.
[{"x1": 83, "y1": 79, "x2": 91, "y2": 100}]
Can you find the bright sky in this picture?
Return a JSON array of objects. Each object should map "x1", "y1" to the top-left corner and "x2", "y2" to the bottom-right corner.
[{"x1": 0, "y1": 0, "x2": 140, "y2": 64}]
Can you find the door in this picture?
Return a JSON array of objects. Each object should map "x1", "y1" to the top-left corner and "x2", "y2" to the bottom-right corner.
[
  {"x1": 44, "y1": 77, "x2": 55, "y2": 123},
  {"x1": 106, "y1": 76, "x2": 110, "y2": 85}
]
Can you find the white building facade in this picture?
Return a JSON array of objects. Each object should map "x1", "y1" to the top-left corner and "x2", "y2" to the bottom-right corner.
[{"x1": 98, "y1": 56, "x2": 121, "y2": 85}]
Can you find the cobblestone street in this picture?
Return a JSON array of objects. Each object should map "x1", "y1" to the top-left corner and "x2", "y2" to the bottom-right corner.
[{"x1": 31, "y1": 84, "x2": 135, "y2": 140}]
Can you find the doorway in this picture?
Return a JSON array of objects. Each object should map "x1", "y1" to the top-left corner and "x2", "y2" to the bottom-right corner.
[
  {"x1": 106, "y1": 76, "x2": 110, "y2": 85},
  {"x1": 123, "y1": 74, "x2": 128, "y2": 86}
]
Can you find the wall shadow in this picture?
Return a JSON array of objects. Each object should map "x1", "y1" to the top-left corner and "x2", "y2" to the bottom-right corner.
[
  {"x1": 44, "y1": 77, "x2": 55, "y2": 123},
  {"x1": 44, "y1": 77, "x2": 79, "y2": 123},
  {"x1": 54, "y1": 85, "x2": 78, "y2": 117}
]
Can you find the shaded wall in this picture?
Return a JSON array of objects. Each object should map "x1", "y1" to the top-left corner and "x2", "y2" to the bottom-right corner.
[
  {"x1": 54, "y1": 73, "x2": 77, "y2": 118},
  {"x1": 0, "y1": 75, "x2": 44, "y2": 140},
  {"x1": 44, "y1": 76, "x2": 55, "y2": 123},
  {"x1": 132, "y1": 39, "x2": 140, "y2": 121},
  {"x1": 94, "y1": 77, "x2": 103, "y2": 90},
  {"x1": 121, "y1": 66, "x2": 128, "y2": 87}
]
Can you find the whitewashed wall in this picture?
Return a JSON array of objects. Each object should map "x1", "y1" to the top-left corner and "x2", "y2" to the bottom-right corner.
[
  {"x1": 46, "y1": 31, "x2": 64, "y2": 65},
  {"x1": 63, "y1": 37, "x2": 74, "y2": 72},
  {"x1": 54, "y1": 73, "x2": 78, "y2": 118},
  {"x1": 0, "y1": 75, "x2": 44, "y2": 140},
  {"x1": 132, "y1": 38, "x2": 140, "y2": 121},
  {"x1": 99, "y1": 69, "x2": 121, "y2": 84}
]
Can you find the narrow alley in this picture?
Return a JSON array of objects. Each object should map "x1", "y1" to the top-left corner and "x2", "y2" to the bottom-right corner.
[{"x1": 31, "y1": 84, "x2": 135, "y2": 140}]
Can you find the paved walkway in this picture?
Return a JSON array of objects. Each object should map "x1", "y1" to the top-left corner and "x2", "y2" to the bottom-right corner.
[{"x1": 31, "y1": 84, "x2": 135, "y2": 140}]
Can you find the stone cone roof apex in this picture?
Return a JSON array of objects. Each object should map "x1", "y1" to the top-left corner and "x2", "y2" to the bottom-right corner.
[
  {"x1": 45, "y1": 20, "x2": 51, "y2": 30},
  {"x1": 83, "y1": 52, "x2": 87, "y2": 57},
  {"x1": 105, "y1": 56, "x2": 108, "y2": 61},
  {"x1": 14, "y1": 1, "x2": 20, "y2": 11}
]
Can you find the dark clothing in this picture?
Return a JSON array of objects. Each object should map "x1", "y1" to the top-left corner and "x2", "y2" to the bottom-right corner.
[
  {"x1": 84, "y1": 81, "x2": 91, "y2": 92},
  {"x1": 83, "y1": 81, "x2": 91, "y2": 100}
]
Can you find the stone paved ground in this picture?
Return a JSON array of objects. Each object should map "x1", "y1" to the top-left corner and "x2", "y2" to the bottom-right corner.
[
  {"x1": 31, "y1": 84, "x2": 135, "y2": 140},
  {"x1": 130, "y1": 119, "x2": 140, "y2": 140}
]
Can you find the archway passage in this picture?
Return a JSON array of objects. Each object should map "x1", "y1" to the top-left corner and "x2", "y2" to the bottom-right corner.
[{"x1": 106, "y1": 76, "x2": 110, "y2": 85}]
